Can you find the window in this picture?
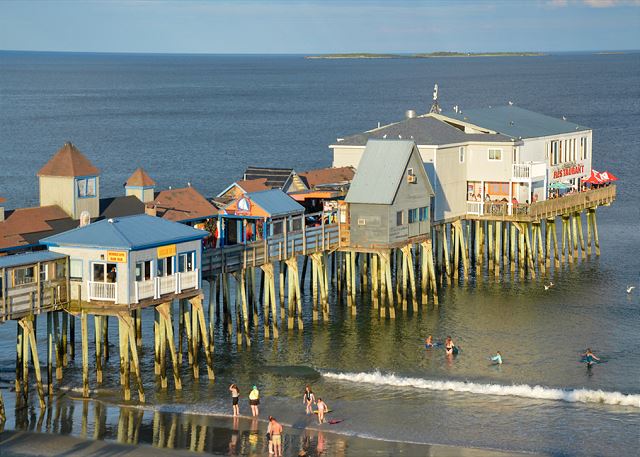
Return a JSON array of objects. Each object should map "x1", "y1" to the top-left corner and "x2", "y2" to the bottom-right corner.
[
  {"x1": 178, "y1": 252, "x2": 195, "y2": 273},
  {"x1": 271, "y1": 220, "x2": 283, "y2": 236},
  {"x1": 70, "y1": 259, "x2": 83, "y2": 281},
  {"x1": 550, "y1": 140, "x2": 559, "y2": 166},
  {"x1": 419, "y1": 206, "x2": 429, "y2": 221},
  {"x1": 488, "y1": 148, "x2": 502, "y2": 161},
  {"x1": 408, "y1": 208, "x2": 418, "y2": 223},
  {"x1": 157, "y1": 256, "x2": 174, "y2": 277},
  {"x1": 13, "y1": 267, "x2": 35, "y2": 286},
  {"x1": 396, "y1": 211, "x2": 404, "y2": 226},
  {"x1": 135, "y1": 260, "x2": 152, "y2": 282},
  {"x1": 580, "y1": 137, "x2": 588, "y2": 160},
  {"x1": 77, "y1": 177, "x2": 97, "y2": 198},
  {"x1": 459, "y1": 146, "x2": 465, "y2": 163},
  {"x1": 407, "y1": 167, "x2": 414, "y2": 177},
  {"x1": 39, "y1": 264, "x2": 48, "y2": 283},
  {"x1": 93, "y1": 262, "x2": 117, "y2": 282}
]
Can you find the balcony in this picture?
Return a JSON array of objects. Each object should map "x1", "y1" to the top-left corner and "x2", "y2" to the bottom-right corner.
[
  {"x1": 134, "y1": 270, "x2": 199, "y2": 303},
  {"x1": 88, "y1": 281, "x2": 117, "y2": 302},
  {"x1": 466, "y1": 185, "x2": 616, "y2": 221},
  {"x1": 512, "y1": 162, "x2": 546, "y2": 182}
]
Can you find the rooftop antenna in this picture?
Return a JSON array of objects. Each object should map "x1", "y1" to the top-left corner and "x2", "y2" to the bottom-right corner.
[{"x1": 429, "y1": 83, "x2": 441, "y2": 114}]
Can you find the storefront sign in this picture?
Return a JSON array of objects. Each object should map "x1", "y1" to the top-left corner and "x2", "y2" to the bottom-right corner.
[
  {"x1": 236, "y1": 197, "x2": 251, "y2": 215},
  {"x1": 157, "y1": 244, "x2": 176, "y2": 259},
  {"x1": 107, "y1": 251, "x2": 127, "y2": 263},
  {"x1": 552, "y1": 164, "x2": 584, "y2": 180}
]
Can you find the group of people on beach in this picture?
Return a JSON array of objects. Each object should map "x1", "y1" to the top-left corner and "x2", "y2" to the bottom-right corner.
[{"x1": 228, "y1": 383, "x2": 330, "y2": 456}]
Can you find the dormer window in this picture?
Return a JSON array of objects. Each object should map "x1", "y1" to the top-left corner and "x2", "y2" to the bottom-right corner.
[{"x1": 77, "y1": 177, "x2": 97, "y2": 198}]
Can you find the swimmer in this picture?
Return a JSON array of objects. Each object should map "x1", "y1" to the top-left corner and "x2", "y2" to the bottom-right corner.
[
  {"x1": 491, "y1": 351, "x2": 503, "y2": 365},
  {"x1": 445, "y1": 336, "x2": 455, "y2": 355},
  {"x1": 316, "y1": 397, "x2": 328, "y2": 424},
  {"x1": 303, "y1": 385, "x2": 316, "y2": 415},
  {"x1": 582, "y1": 348, "x2": 600, "y2": 367},
  {"x1": 425, "y1": 335, "x2": 434, "y2": 348}
]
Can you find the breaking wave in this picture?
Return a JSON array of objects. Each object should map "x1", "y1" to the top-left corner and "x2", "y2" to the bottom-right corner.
[{"x1": 322, "y1": 370, "x2": 640, "y2": 408}]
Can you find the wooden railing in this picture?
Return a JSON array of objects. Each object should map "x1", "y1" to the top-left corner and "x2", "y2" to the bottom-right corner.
[
  {"x1": 0, "y1": 279, "x2": 68, "y2": 321},
  {"x1": 202, "y1": 219, "x2": 340, "y2": 275},
  {"x1": 528, "y1": 185, "x2": 616, "y2": 220},
  {"x1": 467, "y1": 185, "x2": 616, "y2": 222}
]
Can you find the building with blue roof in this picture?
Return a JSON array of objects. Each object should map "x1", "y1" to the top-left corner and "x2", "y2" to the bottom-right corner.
[
  {"x1": 221, "y1": 189, "x2": 305, "y2": 245},
  {"x1": 41, "y1": 214, "x2": 207, "y2": 306}
]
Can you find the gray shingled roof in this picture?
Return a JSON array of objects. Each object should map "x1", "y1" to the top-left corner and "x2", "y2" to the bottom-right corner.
[
  {"x1": 441, "y1": 105, "x2": 589, "y2": 139},
  {"x1": 346, "y1": 140, "x2": 432, "y2": 205},
  {"x1": 243, "y1": 167, "x2": 294, "y2": 189},
  {"x1": 336, "y1": 116, "x2": 512, "y2": 147}
]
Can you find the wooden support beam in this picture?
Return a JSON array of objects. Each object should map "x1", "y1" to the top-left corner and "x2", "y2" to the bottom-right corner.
[
  {"x1": 120, "y1": 313, "x2": 145, "y2": 402},
  {"x1": 441, "y1": 226, "x2": 451, "y2": 282},
  {"x1": 487, "y1": 222, "x2": 494, "y2": 272},
  {"x1": 571, "y1": 213, "x2": 579, "y2": 261},
  {"x1": 525, "y1": 223, "x2": 536, "y2": 279},
  {"x1": 509, "y1": 223, "x2": 516, "y2": 274},
  {"x1": 586, "y1": 210, "x2": 592, "y2": 255},
  {"x1": 47, "y1": 312, "x2": 53, "y2": 395},
  {"x1": 62, "y1": 312, "x2": 68, "y2": 367},
  {"x1": 545, "y1": 220, "x2": 552, "y2": 269},
  {"x1": 154, "y1": 309, "x2": 161, "y2": 376},
  {"x1": 19, "y1": 317, "x2": 46, "y2": 409},
  {"x1": 577, "y1": 212, "x2": 586, "y2": 258},
  {"x1": 190, "y1": 296, "x2": 215, "y2": 381},
  {"x1": 592, "y1": 209, "x2": 600, "y2": 256},
  {"x1": 118, "y1": 316, "x2": 131, "y2": 400},
  {"x1": 383, "y1": 252, "x2": 395, "y2": 318},
  {"x1": 239, "y1": 270, "x2": 251, "y2": 345},
  {"x1": 15, "y1": 319, "x2": 23, "y2": 396},
  {"x1": 53, "y1": 312, "x2": 63, "y2": 381},
  {"x1": 94, "y1": 315, "x2": 103, "y2": 384},
  {"x1": 494, "y1": 221, "x2": 501, "y2": 277},
  {"x1": 551, "y1": 219, "x2": 560, "y2": 268},
  {"x1": 157, "y1": 302, "x2": 182, "y2": 389},
  {"x1": 536, "y1": 223, "x2": 545, "y2": 274},
  {"x1": 372, "y1": 253, "x2": 379, "y2": 310},
  {"x1": 81, "y1": 311, "x2": 89, "y2": 398}
]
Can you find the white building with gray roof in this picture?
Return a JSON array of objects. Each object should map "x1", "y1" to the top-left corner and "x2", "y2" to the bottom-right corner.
[{"x1": 332, "y1": 105, "x2": 593, "y2": 222}]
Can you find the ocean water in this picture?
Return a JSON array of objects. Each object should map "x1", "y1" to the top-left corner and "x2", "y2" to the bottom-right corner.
[{"x1": 1, "y1": 51, "x2": 640, "y2": 456}]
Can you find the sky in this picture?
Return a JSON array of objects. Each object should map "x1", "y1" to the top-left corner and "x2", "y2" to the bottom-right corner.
[{"x1": 0, "y1": 0, "x2": 638, "y2": 54}]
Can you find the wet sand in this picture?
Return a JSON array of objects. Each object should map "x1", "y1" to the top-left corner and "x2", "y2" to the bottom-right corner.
[{"x1": 0, "y1": 419, "x2": 542, "y2": 457}]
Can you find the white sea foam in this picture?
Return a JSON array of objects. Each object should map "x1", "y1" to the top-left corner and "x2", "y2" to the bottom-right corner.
[{"x1": 322, "y1": 370, "x2": 640, "y2": 408}]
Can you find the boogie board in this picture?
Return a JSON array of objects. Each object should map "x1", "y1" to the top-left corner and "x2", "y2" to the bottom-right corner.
[
  {"x1": 425, "y1": 342, "x2": 443, "y2": 348},
  {"x1": 328, "y1": 419, "x2": 343, "y2": 425},
  {"x1": 313, "y1": 409, "x2": 332, "y2": 414},
  {"x1": 452, "y1": 346, "x2": 459, "y2": 355}
]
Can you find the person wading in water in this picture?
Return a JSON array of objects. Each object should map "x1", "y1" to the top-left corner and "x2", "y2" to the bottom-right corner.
[{"x1": 303, "y1": 385, "x2": 315, "y2": 415}]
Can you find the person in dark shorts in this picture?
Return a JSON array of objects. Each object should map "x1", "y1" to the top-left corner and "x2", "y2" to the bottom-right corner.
[
  {"x1": 249, "y1": 385, "x2": 260, "y2": 416},
  {"x1": 229, "y1": 383, "x2": 240, "y2": 416}
]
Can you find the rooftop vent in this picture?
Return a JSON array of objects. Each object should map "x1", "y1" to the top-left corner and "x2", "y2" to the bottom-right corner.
[
  {"x1": 405, "y1": 109, "x2": 417, "y2": 119},
  {"x1": 108, "y1": 218, "x2": 114, "y2": 223}
]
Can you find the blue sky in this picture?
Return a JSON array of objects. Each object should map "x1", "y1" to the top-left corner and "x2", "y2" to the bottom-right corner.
[{"x1": 0, "y1": 0, "x2": 638, "y2": 54}]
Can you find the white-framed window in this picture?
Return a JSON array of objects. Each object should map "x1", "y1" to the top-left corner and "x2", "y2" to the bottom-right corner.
[
  {"x1": 396, "y1": 210, "x2": 404, "y2": 226},
  {"x1": 92, "y1": 262, "x2": 117, "y2": 283},
  {"x1": 135, "y1": 260, "x2": 153, "y2": 282},
  {"x1": 39, "y1": 264, "x2": 48, "y2": 283},
  {"x1": 70, "y1": 259, "x2": 83, "y2": 281},
  {"x1": 419, "y1": 206, "x2": 429, "y2": 221},
  {"x1": 178, "y1": 252, "x2": 195, "y2": 273},
  {"x1": 13, "y1": 266, "x2": 35, "y2": 286},
  {"x1": 550, "y1": 140, "x2": 559, "y2": 165},
  {"x1": 580, "y1": 137, "x2": 588, "y2": 160},
  {"x1": 488, "y1": 148, "x2": 502, "y2": 161},
  {"x1": 77, "y1": 177, "x2": 97, "y2": 198},
  {"x1": 459, "y1": 146, "x2": 465, "y2": 163},
  {"x1": 157, "y1": 256, "x2": 175, "y2": 277}
]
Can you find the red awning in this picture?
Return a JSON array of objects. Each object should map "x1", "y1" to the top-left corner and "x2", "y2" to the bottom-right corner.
[
  {"x1": 599, "y1": 171, "x2": 618, "y2": 182},
  {"x1": 582, "y1": 169, "x2": 604, "y2": 185}
]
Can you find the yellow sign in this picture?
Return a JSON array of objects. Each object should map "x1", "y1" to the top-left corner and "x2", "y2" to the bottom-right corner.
[
  {"x1": 107, "y1": 251, "x2": 127, "y2": 263},
  {"x1": 157, "y1": 244, "x2": 176, "y2": 259}
]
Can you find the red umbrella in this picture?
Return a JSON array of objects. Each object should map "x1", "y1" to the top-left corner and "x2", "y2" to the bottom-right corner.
[
  {"x1": 599, "y1": 171, "x2": 618, "y2": 182},
  {"x1": 582, "y1": 169, "x2": 603, "y2": 185}
]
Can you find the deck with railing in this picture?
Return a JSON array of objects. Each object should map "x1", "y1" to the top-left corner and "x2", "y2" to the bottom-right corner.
[
  {"x1": 0, "y1": 278, "x2": 68, "y2": 322},
  {"x1": 202, "y1": 215, "x2": 340, "y2": 276},
  {"x1": 466, "y1": 185, "x2": 616, "y2": 222}
]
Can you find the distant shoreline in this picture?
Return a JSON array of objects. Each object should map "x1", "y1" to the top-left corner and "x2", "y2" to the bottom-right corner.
[{"x1": 305, "y1": 52, "x2": 546, "y2": 59}]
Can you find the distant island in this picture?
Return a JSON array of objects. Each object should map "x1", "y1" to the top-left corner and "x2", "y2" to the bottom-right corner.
[{"x1": 305, "y1": 52, "x2": 545, "y2": 59}]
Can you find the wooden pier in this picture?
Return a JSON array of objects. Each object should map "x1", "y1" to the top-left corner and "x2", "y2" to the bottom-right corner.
[{"x1": 0, "y1": 186, "x2": 615, "y2": 419}]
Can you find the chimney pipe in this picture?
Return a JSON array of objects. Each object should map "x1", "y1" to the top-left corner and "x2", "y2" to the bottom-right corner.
[{"x1": 145, "y1": 204, "x2": 157, "y2": 217}]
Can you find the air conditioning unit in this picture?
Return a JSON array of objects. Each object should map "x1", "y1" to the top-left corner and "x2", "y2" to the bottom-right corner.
[
  {"x1": 407, "y1": 175, "x2": 417, "y2": 184},
  {"x1": 357, "y1": 218, "x2": 366, "y2": 226}
]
